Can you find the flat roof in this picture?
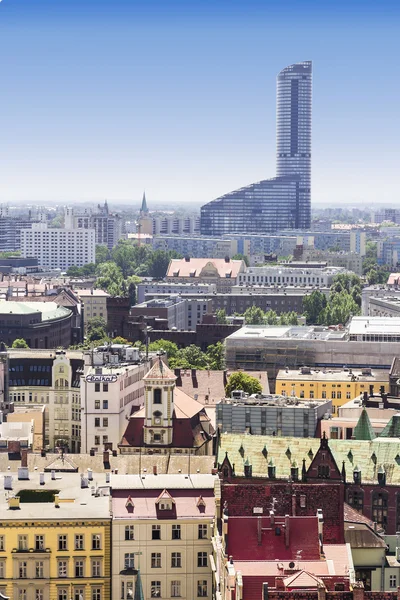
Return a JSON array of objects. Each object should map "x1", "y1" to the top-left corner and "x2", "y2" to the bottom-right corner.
[
  {"x1": 110, "y1": 473, "x2": 216, "y2": 490},
  {"x1": 348, "y1": 316, "x2": 400, "y2": 336},
  {"x1": 276, "y1": 368, "x2": 389, "y2": 382}
]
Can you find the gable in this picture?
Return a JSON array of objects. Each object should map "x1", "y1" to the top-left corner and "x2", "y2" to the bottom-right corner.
[{"x1": 306, "y1": 435, "x2": 342, "y2": 481}]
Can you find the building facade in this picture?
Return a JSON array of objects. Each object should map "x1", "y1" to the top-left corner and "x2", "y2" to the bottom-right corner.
[
  {"x1": 238, "y1": 265, "x2": 346, "y2": 287},
  {"x1": 81, "y1": 347, "x2": 157, "y2": 453},
  {"x1": 111, "y1": 473, "x2": 218, "y2": 600},
  {"x1": 0, "y1": 472, "x2": 111, "y2": 600},
  {"x1": 5, "y1": 349, "x2": 84, "y2": 452},
  {"x1": 166, "y1": 257, "x2": 245, "y2": 293},
  {"x1": 275, "y1": 367, "x2": 390, "y2": 414},
  {"x1": 64, "y1": 202, "x2": 123, "y2": 250},
  {"x1": 20, "y1": 223, "x2": 95, "y2": 271}
]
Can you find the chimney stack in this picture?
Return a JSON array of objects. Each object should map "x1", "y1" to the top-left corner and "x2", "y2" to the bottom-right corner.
[
  {"x1": 284, "y1": 514, "x2": 290, "y2": 548},
  {"x1": 153, "y1": 465, "x2": 158, "y2": 475}
]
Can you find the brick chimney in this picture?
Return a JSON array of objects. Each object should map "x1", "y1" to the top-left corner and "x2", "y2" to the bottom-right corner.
[
  {"x1": 292, "y1": 494, "x2": 296, "y2": 516},
  {"x1": 284, "y1": 514, "x2": 290, "y2": 548},
  {"x1": 21, "y1": 449, "x2": 28, "y2": 468},
  {"x1": 153, "y1": 465, "x2": 158, "y2": 475}
]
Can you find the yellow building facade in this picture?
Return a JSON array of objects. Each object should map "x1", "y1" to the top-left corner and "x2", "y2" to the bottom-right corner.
[
  {"x1": 275, "y1": 367, "x2": 390, "y2": 414},
  {"x1": 0, "y1": 480, "x2": 111, "y2": 600}
]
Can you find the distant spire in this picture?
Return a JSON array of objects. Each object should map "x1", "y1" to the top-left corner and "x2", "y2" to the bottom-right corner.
[
  {"x1": 140, "y1": 191, "x2": 149, "y2": 215},
  {"x1": 353, "y1": 407, "x2": 376, "y2": 440},
  {"x1": 134, "y1": 570, "x2": 144, "y2": 600}
]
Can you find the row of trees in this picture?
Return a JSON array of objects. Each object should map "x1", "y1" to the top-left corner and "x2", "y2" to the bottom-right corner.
[
  {"x1": 66, "y1": 242, "x2": 182, "y2": 298},
  {"x1": 146, "y1": 339, "x2": 224, "y2": 370},
  {"x1": 216, "y1": 306, "x2": 299, "y2": 326}
]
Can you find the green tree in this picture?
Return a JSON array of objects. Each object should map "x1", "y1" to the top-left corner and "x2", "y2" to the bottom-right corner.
[
  {"x1": 12, "y1": 338, "x2": 29, "y2": 348},
  {"x1": 86, "y1": 317, "x2": 108, "y2": 341},
  {"x1": 205, "y1": 342, "x2": 224, "y2": 370},
  {"x1": 112, "y1": 336, "x2": 129, "y2": 345},
  {"x1": 111, "y1": 240, "x2": 137, "y2": 278},
  {"x1": 96, "y1": 245, "x2": 110, "y2": 265},
  {"x1": 147, "y1": 339, "x2": 179, "y2": 361},
  {"x1": 96, "y1": 262, "x2": 124, "y2": 295},
  {"x1": 303, "y1": 290, "x2": 327, "y2": 324},
  {"x1": 265, "y1": 309, "x2": 278, "y2": 325},
  {"x1": 173, "y1": 345, "x2": 209, "y2": 369},
  {"x1": 243, "y1": 306, "x2": 265, "y2": 325},
  {"x1": 215, "y1": 309, "x2": 227, "y2": 324},
  {"x1": 225, "y1": 372, "x2": 263, "y2": 397},
  {"x1": 146, "y1": 250, "x2": 182, "y2": 279},
  {"x1": 232, "y1": 253, "x2": 250, "y2": 267}
]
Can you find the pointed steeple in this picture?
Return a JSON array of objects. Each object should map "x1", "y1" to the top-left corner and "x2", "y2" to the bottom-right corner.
[
  {"x1": 353, "y1": 407, "x2": 376, "y2": 440},
  {"x1": 140, "y1": 191, "x2": 149, "y2": 215},
  {"x1": 134, "y1": 570, "x2": 144, "y2": 600}
]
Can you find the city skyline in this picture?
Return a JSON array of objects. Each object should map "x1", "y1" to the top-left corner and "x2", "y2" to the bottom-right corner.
[{"x1": 1, "y1": 0, "x2": 399, "y2": 206}]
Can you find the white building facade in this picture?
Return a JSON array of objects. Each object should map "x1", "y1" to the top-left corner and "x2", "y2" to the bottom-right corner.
[
  {"x1": 238, "y1": 265, "x2": 347, "y2": 287},
  {"x1": 20, "y1": 223, "x2": 95, "y2": 270},
  {"x1": 80, "y1": 348, "x2": 156, "y2": 453}
]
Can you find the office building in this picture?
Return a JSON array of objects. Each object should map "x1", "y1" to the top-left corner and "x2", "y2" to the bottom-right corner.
[
  {"x1": 200, "y1": 61, "x2": 312, "y2": 235},
  {"x1": 20, "y1": 223, "x2": 95, "y2": 271},
  {"x1": 129, "y1": 297, "x2": 212, "y2": 331},
  {"x1": 299, "y1": 247, "x2": 363, "y2": 275},
  {"x1": 137, "y1": 282, "x2": 216, "y2": 304},
  {"x1": 225, "y1": 317, "x2": 400, "y2": 376},
  {"x1": 111, "y1": 472, "x2": 218, "y2": 600},
  {"x1": 152, "y1": 234, "x2": 237, "y2": 259},
  {"x1": 275, "y1": 366, "x2": 389, "y2": 414},
  {"x1": 216, "y1": 391, "x2": 331, "y2": 436},
  {"x1": 0, "y1": 215, "x2": 37, "y2": 252},
  {"x1": 238, "y1": 265, "x2": 346, "y2": 287},
  {"x1": 75, "y1": 288, "x2": 109, "y2": 327},
  {"x1": 64, "y1": 201, "x2": 123, "y2": 250}
]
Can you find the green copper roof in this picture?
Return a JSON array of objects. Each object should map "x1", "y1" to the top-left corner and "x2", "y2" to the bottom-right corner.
[
  {"x1": 218, "y1": 433, "x2": 400, "y2": 484},
  {"x1": 353, "y1": 408, "x2": 376, "y2": 441},
  {"x1": 380, "y1": 414, "x2": 400, "y2": 438},
  {"x1": 140, "y1": 191, "x2": 149, "y2": 214},
  {"x1": 134, "y1": 570, "x2": 144, "y2": 600}
]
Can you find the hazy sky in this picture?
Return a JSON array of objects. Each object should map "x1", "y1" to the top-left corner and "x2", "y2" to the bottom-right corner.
[{"x1": 0, "y1": 0, "x2": 399, "y2": 208}]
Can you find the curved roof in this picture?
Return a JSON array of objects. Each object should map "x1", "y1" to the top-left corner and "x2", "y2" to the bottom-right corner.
[
  {"x1": 0, "y1": 300, "x2": 71, "y2": 321},
  {"x1": 278, "y1": 61, "x2": 312, "y2": 77}
]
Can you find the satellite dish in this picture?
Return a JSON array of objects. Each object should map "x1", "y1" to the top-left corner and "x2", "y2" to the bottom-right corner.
[{"x1": 288, "y1": 561, "x2": 296, "y2": 569}]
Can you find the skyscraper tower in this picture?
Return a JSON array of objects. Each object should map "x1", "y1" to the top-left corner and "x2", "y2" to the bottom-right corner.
[
  {"x1": 276, "y1": 61, "x2": 312, "y2": 229},
  {"x1": 200, "y1": 61, "x2": 312, "y2": 236}
]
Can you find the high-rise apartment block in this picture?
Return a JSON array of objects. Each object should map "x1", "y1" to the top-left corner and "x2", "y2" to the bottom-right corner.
[
  {"x1": 64, "y1": 201, "x2": 123, "y2": 250},
  {"x1": 20, "y1": 222, "x2": 95, "y2": 271},
  {"x1": 200, "y1": 61, "x2": 312, "y2": 235}
]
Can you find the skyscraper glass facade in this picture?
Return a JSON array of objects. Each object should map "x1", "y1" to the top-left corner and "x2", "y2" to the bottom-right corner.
[
  {"x1": 200, "y1": 61, "x2": 312, "y2": 236},
  {"x1": 276, "y1": 61, "x2": 312, "y2": 229}
]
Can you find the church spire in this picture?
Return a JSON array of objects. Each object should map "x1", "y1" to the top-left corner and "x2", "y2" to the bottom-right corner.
[
  {"x1": 134, "y1": 570, "x2": 144, "y2": 600},
  {"x1": 140, "y1": 191, "x2": 149, "y2": 215}
]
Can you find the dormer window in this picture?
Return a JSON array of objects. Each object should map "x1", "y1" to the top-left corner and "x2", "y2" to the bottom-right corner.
[
  {"x1": 125, "y1": 496, "x2": 134, "y2": 509},
  {"x1": 197, "y1": 496, "x2": 206, "y2": 509},
  {"x1": 156, "y1": 489, "x2": 175, "y2": 511}
]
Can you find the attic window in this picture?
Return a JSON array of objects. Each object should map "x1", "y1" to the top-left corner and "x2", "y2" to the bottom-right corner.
[
  {"x1": 159, "y1": 502, "x2": 172, "y2": 511},
  {"x1": 156, "y1": 489, "x2": 175, "y2": 512},
  {"x1": 225, "y1": 272, "x2": 232, "y2": 278},
  {"x1": 125, "y1": 496, "x2": 134, "y2": 509},
  {"x1": 173, "y1": 270, "x2": 179, "y2": 277},
  {"x1": 197, "y1": 496, "x2": 206, "y2": 508}
]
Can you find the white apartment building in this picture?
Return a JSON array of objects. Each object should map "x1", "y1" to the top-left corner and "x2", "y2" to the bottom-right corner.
[
  {"x1": 6, "y1": 349, "x2": 84, "y2": 452},
  {"x1": 111, "y1": 473, "x2": 218, "y2": 600},
  {"x1": 20, "y1": 223, "x2": 95, "y2": 271},
  {"x1": 137, "y1": 282, "x2": 217, "y2": 304},
  {"x1": 80, "y1": 347, "x2": 156, "y2": 453},
  {"x1": 238, "y1": 265, "x2": 347, "y2": 287}
]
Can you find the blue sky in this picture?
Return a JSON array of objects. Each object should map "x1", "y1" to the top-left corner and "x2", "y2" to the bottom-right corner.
[{"x1": 0, "y1": 0, "x2": 399, "y2": 208}]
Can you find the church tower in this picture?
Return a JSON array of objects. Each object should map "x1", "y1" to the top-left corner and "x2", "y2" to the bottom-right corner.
[{"x1": 142, "y1": 357, "x2": 176, "y2": 446}]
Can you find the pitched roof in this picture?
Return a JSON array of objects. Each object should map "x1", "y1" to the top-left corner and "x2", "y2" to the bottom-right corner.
[
  {"x1": 156, "y1": 489, "x2": 175, "y2": 504},
  {"x1": 175, "y1": 369, "x2": 269, "y2": 404},
  {"x1": 379, "y1": 413, "x2": 400, "y2": 438},
  {"x1": 344, "y1": 522, "x2": 387, "y2": 549},
  {"x1": 353, "y1": 408, "x2": 376, "y2": 440},
  {"x1": 143, "y1": 359, "x2": 176, "y2": 381},
  {"x1": 167, "y1": 258, "x2": 244, "y2": 279},
  {"x1": 218, "y1": 433, "x2": 400, "y2": 484},
  {"x1": 283, "y1": 570, "x2": 324, "y2": 588}
]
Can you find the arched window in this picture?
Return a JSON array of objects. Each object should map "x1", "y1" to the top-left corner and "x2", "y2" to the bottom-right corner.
[
  {"x1": 153, "y1": 389, "x2": 162, "y2": 404},
  {"x1": 372, "y1": 491, "x2": 388, "y2": 530},
  {"x1": 318, "y1": 465, "x2": 330, "y2": 479},
  {"x1": 347, "y1": 489, "x2": 364, "y2": 511}
]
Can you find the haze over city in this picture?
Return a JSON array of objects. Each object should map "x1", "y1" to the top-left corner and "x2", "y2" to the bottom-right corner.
[{"x1": 1, "y1": 0, "x2": 399, "y2": 206}]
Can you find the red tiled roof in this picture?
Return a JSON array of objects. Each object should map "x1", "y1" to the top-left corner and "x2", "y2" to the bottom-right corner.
[
  {"x1": 284, "y1": 570, "x2": 324, "y2": 588},
  {"x1": 226, "y1": 515, "x2": 320, "y2": 561},
  {"x1": 112, "y1": 489, "x2": 215, "y2": 519}
]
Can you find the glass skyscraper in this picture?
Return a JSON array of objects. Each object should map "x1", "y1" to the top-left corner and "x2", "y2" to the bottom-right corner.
[
  {"x1": 200, "y1": 61, "x2": 312, "y2": 236},
  {"x1": 276, "y1": 61, "x2": 312, "y2": 229}
]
